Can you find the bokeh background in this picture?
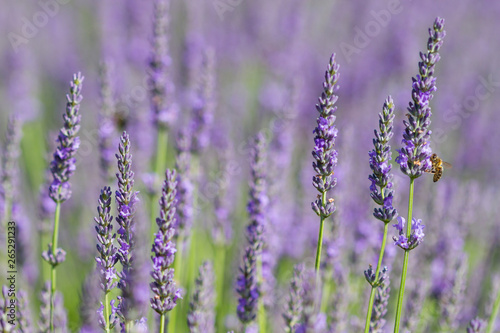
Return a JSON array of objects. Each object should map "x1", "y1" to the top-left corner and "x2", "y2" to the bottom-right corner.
[{"x1": 1, "y1": 0, "x2": 499, "y2": 332}]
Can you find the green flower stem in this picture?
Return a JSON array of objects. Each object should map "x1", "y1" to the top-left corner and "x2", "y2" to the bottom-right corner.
[
  {"x1": 394, "y1": 178, "x2": 415, "y2": 332},
  {"x1": 257, "y1": 255, "x2": 267, "y2": 333},
  {"x1": 487, "y1": 283, "x2": 500, "y2": 333},
  {"x1": 314, "y1": 192, "x2": 327, "y2": 272},
  {"x1": 151, "y1": 127, "x2": 169, "y2": 244},
  {"x1": 364, "y1": 222, "x2": 390, "y2": 333},
  {"x1": 104, "y1": 291, "x2": 111, "y2": 333},
  {"x1": 159, "y1": 313, "x2": 165, "y2": 333},
  {"x1": 214, "y1": 244, "x2": 226, "y2": 329},
  {"x1": 168, "y1": 232, "x2": 184, "y2": 333},
  {"x1": 49, "y1": 200, "x2": 61, "y2": 332}
]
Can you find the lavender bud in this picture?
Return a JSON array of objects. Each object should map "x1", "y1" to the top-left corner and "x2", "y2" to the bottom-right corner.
[
  {"x1": 1, "y1": 114, "x2": 22, "y2": 222},
  {"x1": 187, "y1": 261, "x2": 215, "y2": 333},
  {"x1": 41, "y1": 244, "x2": 66, "y2": 266},
  {"x1": 49, "y1": 72, "x2": 84, "y2": 203},
  {"x1": 396, "y1": 18, "x2": 446, "y2": 178}
]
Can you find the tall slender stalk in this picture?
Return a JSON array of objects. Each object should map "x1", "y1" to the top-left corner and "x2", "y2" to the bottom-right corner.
[
  {"x1": 394, "y1": 179, "x2": 415, "y2": 332},
  {"x1": 311, "y1": 54, "x2": 340, "y2": 275},
  {"x1": 49, "y1": 201, "x2": 61, "y2": 331},
  {"x1": 487, "y1": 283, "x2": 500, "y2": 333}
]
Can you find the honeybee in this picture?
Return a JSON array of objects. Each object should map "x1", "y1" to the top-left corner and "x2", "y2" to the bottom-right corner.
[{"x1": 426, "y1": 153, "x2": 452, "y2": 182}]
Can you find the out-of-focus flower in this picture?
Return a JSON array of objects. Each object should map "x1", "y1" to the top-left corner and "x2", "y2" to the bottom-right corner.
[
  {"x1": 148, "y1": 0, "x2": 178, "y2": 129},
  {"x1": 370, "y1": 270, "x2": 390, "y2": 332},
  {"x1": 283, "y1": 264, "x2": 304, "y2": 332},
  {"x1": 467, "y1": 317, "x2": 486, "y2": 333},
  {"x1": 396, "y1": 18, "x2": 446, "y2": 178},
  {"x1": 187, "y1": 261, "x2": 215, "y2": 333}
]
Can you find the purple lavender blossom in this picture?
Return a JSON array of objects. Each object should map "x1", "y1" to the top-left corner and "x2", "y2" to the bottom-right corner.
[
  {"x1": 187, "y1": 261, "x2": 215, "y2": 333},
  {"x1": 211, "y1": 150, "x2": 233, "y2": 246},
  {"x1": 94, "y1": 186, "x2": 119, "y2": 329},
  {"x1": 311, "y1": 53, "x2": 338, "y2": 220},
  {"x1": 115, "y1": 131, "x2": 140, "y2": 321},
  {"x1": 402, "y1": 279, "x2": 429, "y2": 332},
  {"x1": 48, "y1": 72, "x2": 84, "y2": 203},
  {"x1": 439, "y1": 254, "x2": 467, "y2": 331},
  {"x1": 150, "y1": 169, "x2": 182, "y2": 314},
  {"x1": 148, "y1": 0, "x2": 178, "y2": 129},
  {"x1": 370, "y1": 271, "x2": 390, "y2": 332},
  {"x1": 79, "y1": 268, "x2": 102, "y2": 333},
  {"x1": 38, "y1": 281, "x2": 67, "y2": 332},
  {"x1": 175, "y1": 129, "x2": 194, "y2": 238},
  {"x1": 236, "y1": 246, "x2": 259, "y2": 324},
  {"x1": 283, "y1": 264, "x2": 304, "y2": 332},
  {"x1": 95, "y1": 186, "x2": 118, "y2": 293},
  {"x1": 16, "y1": 290, "x2": 32, "y2": 333},
  {"x1": 392, "y1": 216, "x2": 425, "y2": 250},
  {"x1": 190, "y1": 48, "x2": 215, "y2": 154},
  {"x1": 246, "y1": 132, "x2": 268, "y2": 254},
  {"x1": 1, "y1": 114, "x2": 22, "y2": 223},
  {"x1": 467, "y1": 317, "x2": 486, "y2": 333},
  {"x1": 395, "y1": 18, "x2": 446, "y2": 178},
  {"x1": 369, "y1": 97, "x2": 397, "y2": 223},
  {"x1": 98, "y1": 61, "x2": 117, "y2": 183},
  {"x1": 0, "y1": 286, "x2": 14, "y2": 332}
]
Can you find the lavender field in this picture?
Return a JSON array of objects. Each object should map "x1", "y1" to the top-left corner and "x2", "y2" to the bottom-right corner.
[{"x1": 1, "y1": 0, "x2": 500, "y2": 332}]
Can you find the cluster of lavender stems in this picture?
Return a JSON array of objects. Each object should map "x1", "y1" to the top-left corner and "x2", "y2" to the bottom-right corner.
[
  {"x1": 311, "y1": 53, "x2": 339, "y2": 273},
  {"x1": 393, "y1": 17, "x2": 446, "y2": 332},
  {"x1": 41, "y1": 72, "x2": 84, "y2": 332},
  {"x1": 363, "y1": 96, "x2": 397, "y2": 333}
]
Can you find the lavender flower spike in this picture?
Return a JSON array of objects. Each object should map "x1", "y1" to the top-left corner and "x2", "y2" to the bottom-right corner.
[
  {"x1": 149, "y1": 0, "x2": 177, "y2": 129},
  {"x1": 396, "y1": 18, "x2": 446, "y2": 178},
  {"x1": 150, "y1": 169, "x2": 181, "y2": 316},
  {"x1": 187, "y1": 261, "x2": 215, "y2": 333},
  {"x1": 246, "y1": 132, "x2": 268, "y2": 254},
  {"x1": 236, "y1": 246, "x2": 259, "y2": 324},
  {"x1": 369, "y1": 96, "x2": 397, "y2": 223},
  {"x1": 312, "y1": 53, "x2": 339, "y2": 271},
  {"x1": 94, "y1": 186, "x2": 119, "y2": 330},
  {"x1": 115, "y1": 131, "x2": 140, "y2": 323},
  {"x1": 467, "y1": 317, "x2": 486, "y2": 333},
  {"x1": 283, "y1": 264, "x2": 304, "y2": 333},
  {"x1": 49, "y1": 72, "x2": 84, "y2": 203},
  {"x1": 392, "y1": 216, "x2": 425, "y2": 250},
  {"x1": 370, "y1": 270, "x2": 390, "y2": 332}
]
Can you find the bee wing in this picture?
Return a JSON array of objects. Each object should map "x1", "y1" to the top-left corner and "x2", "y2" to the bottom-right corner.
[{"x1": 442, "y1": 161, "x2": 453, "y2": 169}]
